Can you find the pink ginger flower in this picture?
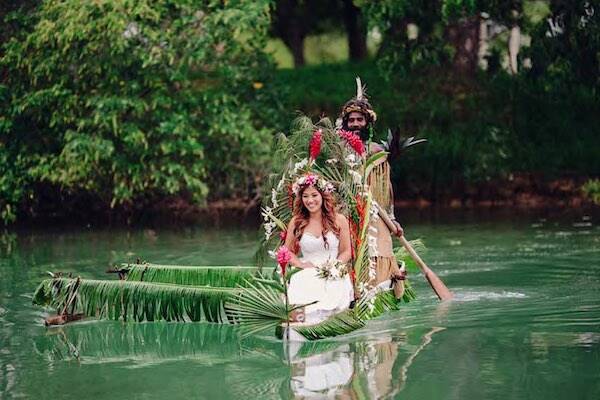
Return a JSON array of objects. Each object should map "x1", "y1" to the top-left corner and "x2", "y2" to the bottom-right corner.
[
  {"x1": 279, "y1": 230, "x2": 287, "y2": 242},
  {"x1": 338, "y1": 129, "x2": 365, "y2": 156},
  {"x1": 276, "y1": 245, "x2": 292, "y2": 276},
  {"x1": 309, "y1": 129, "x2": 322, "y2": 160}
]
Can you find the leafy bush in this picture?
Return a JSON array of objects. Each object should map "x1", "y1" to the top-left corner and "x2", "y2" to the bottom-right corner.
[
  {"x1": 582, "y1": 179, "x2": 600, "y2": 205},
  {"x1": 0, "y1": 0, "x2": 275, "y2": 222}
]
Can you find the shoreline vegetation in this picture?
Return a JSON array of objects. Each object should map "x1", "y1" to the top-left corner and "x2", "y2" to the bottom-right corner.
[
  {"x1": 1, "y1": 2, "x2": 598, "y2": 226},
  {"x1": 10, "y1": 174, "x2": 594, "y2": 229}
]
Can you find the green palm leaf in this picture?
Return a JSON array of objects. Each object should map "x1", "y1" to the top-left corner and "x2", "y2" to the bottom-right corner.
[
  {"x1": 226, "y1": 280, "x2": 289, "y2": 338},
  {"x1": 291, "y1": 286, "x2": 416, "y2": 341},
  {"x1": 291, "y1": 309, "x2": 366, "y2": 341},
  {"x1": 33, "y1": 277, "x2": 239, "y2": 323},
  {"x1": 124, "y1": 263, "x2": 257, "y2": 287}
]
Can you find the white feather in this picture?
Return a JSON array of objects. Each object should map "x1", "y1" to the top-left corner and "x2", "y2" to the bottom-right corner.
[{"x1": 355, "y1": 76, "x2": 363, "y2": 100}]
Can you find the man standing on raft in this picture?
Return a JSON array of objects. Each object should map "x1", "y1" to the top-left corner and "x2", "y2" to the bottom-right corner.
[{"x1": 337, "y1": 79, "x2": 406, "y2": 298}]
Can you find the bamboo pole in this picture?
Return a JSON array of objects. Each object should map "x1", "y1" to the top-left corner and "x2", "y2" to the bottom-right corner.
[{"x1": 377, "y1": 208, "x2": 453, "y2": 301}]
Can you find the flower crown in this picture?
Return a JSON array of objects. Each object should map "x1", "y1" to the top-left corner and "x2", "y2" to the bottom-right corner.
[{"x1": 292, "y1": 173, "x2": 335, "y2": 196}]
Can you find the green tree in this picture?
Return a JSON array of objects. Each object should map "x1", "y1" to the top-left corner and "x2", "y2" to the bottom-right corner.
[{"x1": 0, "y1": 0, "x2": 275, "y2": 223}]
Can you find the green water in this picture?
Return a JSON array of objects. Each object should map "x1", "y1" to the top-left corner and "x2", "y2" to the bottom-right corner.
[{"x1": 1, "y1": 213, "x2": 599, "y2": 399}]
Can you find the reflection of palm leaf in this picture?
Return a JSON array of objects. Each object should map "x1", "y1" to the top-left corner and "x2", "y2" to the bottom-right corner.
[
  {"x1": 293, "y1": 340, "x2": 346, "y2": 359},
  {"x1": 33, "y1": 278, "x2": 238, "y2": 323},
  {"x1": 34, "y1": 322, "x2": 270, "y2": 365},
  {"x1": 125, "y1": 264, "x2": 257, "y2": 287},
  {"x1": 227, "y1": 363, "x2": 291, "y2": 400}
]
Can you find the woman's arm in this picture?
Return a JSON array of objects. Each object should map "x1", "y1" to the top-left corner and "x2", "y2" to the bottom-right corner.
[
  {"x1": 283, "y1": 218, "x2": 311, "y2": 268},
  {"x1": 336, "y1": 214, "x2": 352, "y2": 264}
]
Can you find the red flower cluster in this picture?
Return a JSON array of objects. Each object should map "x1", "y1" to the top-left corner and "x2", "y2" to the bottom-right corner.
[
  {"x1": 279, "y1": 230, "x2": 287, "y2": 242},
  {"x1": 338, "y1": 129, "x2": 365, "y2": 156},
  {"x1": 309, "y1": 129, "x2": 322, "y2": 160},
  {"x1": 276, "y1": 245, "x2": 292, "y2": 276}
]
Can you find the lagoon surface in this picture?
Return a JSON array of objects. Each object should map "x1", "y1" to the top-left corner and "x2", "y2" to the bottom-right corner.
[{"x1": 1, "y1": 211, "x2": 599, "y2": 399}]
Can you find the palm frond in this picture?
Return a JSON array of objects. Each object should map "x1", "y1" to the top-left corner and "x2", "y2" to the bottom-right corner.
[
  {"x1": 394, "y1": 239, "x2": 426, "y2": 272},
  {"x1": 292, "y1": 285, "x2": 416, "y2": 341},
  {"x1": 226, "y1": 280, "x2": 288, "y2": 338},
  {"x1": 355, "y1": 290, "x2": 402, "y2": 320},
  {"x1": 33, "y1": 278, "x2": 239, "y2": 323},
  {"x1": 291, "y1": 309, "x2": 366, "y2": 341},
  {"x1": 123, "y1": 263, "x2": 257, "y2": 287}
]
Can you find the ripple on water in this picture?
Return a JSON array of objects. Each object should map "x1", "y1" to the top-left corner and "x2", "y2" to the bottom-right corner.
[{"x1": 452, "y1": 290, "x2": 528, "y2": 302}]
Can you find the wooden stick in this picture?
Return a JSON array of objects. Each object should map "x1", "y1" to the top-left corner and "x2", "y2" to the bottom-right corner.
[{"x1": 377, "y1": 207, "x2": 453, "y2": 301}]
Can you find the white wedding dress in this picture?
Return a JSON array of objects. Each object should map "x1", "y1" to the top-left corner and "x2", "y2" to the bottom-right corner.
[{"x1": 287, "y1": 231, "x2": 354, "y2": 326}]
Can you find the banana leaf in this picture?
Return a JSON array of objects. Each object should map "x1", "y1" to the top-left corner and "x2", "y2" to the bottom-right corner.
[
  {"x1": 123, "y1": 263, "x2": 258, "y2": 287},
  {"x1": 33, "y1": 277, "x2": 239, "y2": 323}
]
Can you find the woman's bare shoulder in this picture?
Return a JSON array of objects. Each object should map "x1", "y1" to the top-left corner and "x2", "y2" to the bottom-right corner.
[{"x1": 336, "y1": 213, "x2": 349, "y2": 228}]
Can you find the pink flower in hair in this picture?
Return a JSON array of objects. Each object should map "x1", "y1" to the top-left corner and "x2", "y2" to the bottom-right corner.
[{"x1": 304, "y1": 174, "x2": 317, "y2": 186}]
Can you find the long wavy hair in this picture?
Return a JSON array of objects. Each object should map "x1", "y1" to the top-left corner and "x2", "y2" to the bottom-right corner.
[{"x1": 291, "y1": 184, "x2": 340, "y2": 253}]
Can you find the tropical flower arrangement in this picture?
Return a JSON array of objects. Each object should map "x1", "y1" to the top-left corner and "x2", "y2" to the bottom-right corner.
[
  {"x1": 31, "y1": 115, "x2": 420, "y2": 343},
  {"x1": 315, "y1": 259, "x2": 349, "y2": 281},
  {"x1": 338, "y1": 129, "x2": 365, "y2": 156}
]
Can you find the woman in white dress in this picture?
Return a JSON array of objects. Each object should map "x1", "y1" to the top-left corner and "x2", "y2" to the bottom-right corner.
[{"x1": 283, "y1": 173, "x2": 354, "y2": 325}]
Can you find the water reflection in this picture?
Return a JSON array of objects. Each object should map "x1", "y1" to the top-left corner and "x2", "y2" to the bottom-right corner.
[{"x1": 35, "y1": 321, "x2": 447, "y2": 399}]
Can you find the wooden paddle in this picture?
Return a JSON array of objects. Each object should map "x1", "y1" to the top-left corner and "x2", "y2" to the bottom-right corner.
[{"x1": 377, "y1": 207, "x2": 453, "y2": 301}]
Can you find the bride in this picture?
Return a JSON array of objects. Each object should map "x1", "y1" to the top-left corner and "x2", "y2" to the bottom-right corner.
[{"x1": 283, "y1": 173, "x2": 354, "y2": 325}]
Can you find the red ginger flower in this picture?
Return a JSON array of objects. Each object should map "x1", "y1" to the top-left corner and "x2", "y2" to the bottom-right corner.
[
  {"x1": 338, "y1": 129, "x2": 365, "y2": 156},
  {"x1": 279, "y1": 230, "x2": 287, "y2": 242},
  {"x1": 309, "y1": 129, "x2": 322, "y2": 160},
  {"x1": 276, "y1": 245, "x2": 292, "y2": 276}
]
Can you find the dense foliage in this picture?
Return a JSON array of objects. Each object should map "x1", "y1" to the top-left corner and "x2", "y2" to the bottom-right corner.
[
  {"x1": 1, "y1": 0, "x2": 598, "y2": 224},
  {"x1": 278, "y1": 1, "x2": 599, "y2": 200},
  {"x1": 1, "y1": 0, "x2": 275, "y2": 222}
]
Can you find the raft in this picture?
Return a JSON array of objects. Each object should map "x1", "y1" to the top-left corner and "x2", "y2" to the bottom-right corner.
[
  {"x1": 33, "y1": 257, "x2": 416, "y2": 341},
  {"x1": 33, "y1": 116, "x2": 427, "y2": 340}
]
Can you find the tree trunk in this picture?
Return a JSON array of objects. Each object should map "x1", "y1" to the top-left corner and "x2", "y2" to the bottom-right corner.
[
  {"x1": 274, "y1": 0, "x2": 306, "y2": 67},
  {"x1": 287, "y1": 28, "x2": 306, "y2": 67},
  {"x1": 446, "y1": 15, "x2": 481, "y2": 76},
  {"x1": 508, "y1": 24, "x2": 521, "y2": 74},
  {"x1": 342, "y1": 0, "x2": 368, "y2": 61}
]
